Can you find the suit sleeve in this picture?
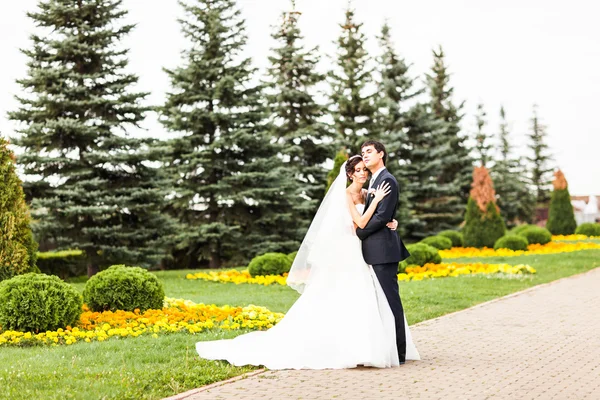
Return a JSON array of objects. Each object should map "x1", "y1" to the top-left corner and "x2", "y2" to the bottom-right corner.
[{"x1": 356, "y1": 177, "x2": 398, "y2": 240}]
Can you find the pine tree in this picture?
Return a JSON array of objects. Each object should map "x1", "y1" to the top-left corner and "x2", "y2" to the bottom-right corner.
[
  {"x1": 426, "y1": 46, "x2": 472, "y2": 206},
  {"x1": 374, "y1": 23, "x2": 422, "y2": 235},
  {"x1": 527, "y1": 105, "x2": 554, "y2": 205},
  {"x1": 329, "y1": 7, "x2": 377, "y2": 152},
  {"x1": 491, "y1": 106, "x2": 535, "y2": 227},
  {"x1": 325, "y1": 148, "x2": 348, "y2": 193},
  {"x1": 9, "y1": 0, "x2": 174, "y2": 277},
  {"x1": 265, "y1": 3, "x2": 334, "y2": 220},
  {"x1": 546, "y1": 170, "x2": 577, "y2": 235},
  {"x1": 473, "y1": 103, "x2": 492, "y2": 168},
  {"x1": 159, "y1": 0, "x2": 300, "y2": 269},
  {"x1": 0, "y1": 137, "x2": 39, "y2": 281},
  {"x1": 401, "y1": 104, "x2": 454, "y2": 239}
]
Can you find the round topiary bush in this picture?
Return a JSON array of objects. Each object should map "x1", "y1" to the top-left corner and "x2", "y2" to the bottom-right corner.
[
  {"x1": 83, "y1": 265, "x2": 165, "y2": 312},
  {"x1": 0, "y1": 273, "x2": 82, "y2": 332},
  {"x1": 420, "y1": 235, "x2": 453, "y2": 250},
  {"x1": 438, "y1": 230, "x2": 464, "y2": 247},
  {"x1": 494, "y1": 235, "x2": 529, "y2": 251},
  {"x1": 518, "y1": 226, "x2": 552, "y2": 245},
  {"x1": 575, "y1": 223, "x2": 600, "y2": 237},
  {"x1": 248, "y1": 253, "x2": 292, "y2": 277},
  {"x1": 510, "y1": 224, "x2": 535, "y2": 235},
  {"x1": 403, "y1": 243, "x2": 441, "y2": 267},
  {"x1": 287, "y1": 251, "x2": 298, "y2": 265}
]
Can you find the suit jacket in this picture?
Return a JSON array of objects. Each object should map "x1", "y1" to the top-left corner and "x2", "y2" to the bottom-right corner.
[{"x1": 356, "y1": 168, "x2": 410, "y2": 265}]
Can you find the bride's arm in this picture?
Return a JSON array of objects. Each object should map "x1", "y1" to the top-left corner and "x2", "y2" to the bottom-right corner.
[{"x1": 345, "y1": 183, "x2": 391, "y2": 229}]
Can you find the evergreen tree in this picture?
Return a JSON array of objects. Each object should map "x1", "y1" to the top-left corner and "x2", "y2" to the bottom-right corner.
[
  {"x1": 329, "y1": 7, "x2": 377, "y2": 151},
  {"x1": 546, "y1": 170, "x2": 577, "y2": 235},
  {"x1": 426, "y1": 46, "x2": 472, "y2": 205},
  {"x1": 375, "y1": 23, "x2": 422, "y2": 235},
  {"x1": 159, "y1": 0, "x2": 300, "y2": 269},
  {"x1": 491, "y1": 106, "x2": 535, "y2": 227},
  {"x1": 9, "y1": 0, "x2": 174, "y2": 277},
  {"x1": 401, "y1": 105, "x2": 454, "y2": 239},
  {"x1": 325, "y1": 149, "x2": 348, "y2": 193},
  {"x1": 0, "y1": 137, "x2": 38, "y2": 281},
  {"x1": 473, "y1": 103, "x2": 492, "y2": 168},
  {"x1": 265, "y1": 3, "x2": 334, "y2": 220},
  {"x1": 527, "y1": 105, "x2": 554, "y2": 204}
]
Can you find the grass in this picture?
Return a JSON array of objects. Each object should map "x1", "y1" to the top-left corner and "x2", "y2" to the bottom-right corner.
[{"x1": 2, "y1": 249, "x2": 599, "y2": 400}]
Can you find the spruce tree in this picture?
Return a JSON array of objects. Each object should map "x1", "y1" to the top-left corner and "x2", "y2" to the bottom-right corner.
[
  {"x1": 0, "y1": 137, "x2": 38, "y2": 281},
  {"x1": 546, "y1": 170, "x2": 577, "y2": 235},
  {"x1": 325, "y1": 149, "x2": 348, "y2": 193},
  {"x1": 527, "y1": 105, "x2": 554, "y2": 205},
  {"x1": 473, "y1": 103, "x2": 492, "y2": 168},
  {"x1": 265, "y1": 3, "x2": 334, "y2": 220},
  {"x1": 375, "y1": 23, "x2": 422, "y2": 235},
  {"x1": 9, "y1": 0, "x2": 174, "y2": 276},
  {"x1": 491, "y1": 106, "x2": 535, "y2": 227},
  {"x1": 329, "y1": 8, "x2": 377, "y2": 151},
  {"x1": 159, "y1": 0, "x2": 300, "y2": 268},
  {"x1": 426, "y1": 46, "x2": 472, "y2": 206}
]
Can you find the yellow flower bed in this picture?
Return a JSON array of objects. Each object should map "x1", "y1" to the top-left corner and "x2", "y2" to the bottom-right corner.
[
  {"x1": 0, "y1": 298, "x2": 284, "y2": 347},
  {"x1": 440, "y1": 241, "x2": 600, "y2": 258},
  {"x1": 398, "y1": 262, "x2": 536, "y2": 282},
  {"x1": 186, "y1": 269, "x2": 287, "y2": 286},
  {"x1": 551, "y1": 234, "x2": 599, "y2": 241}
]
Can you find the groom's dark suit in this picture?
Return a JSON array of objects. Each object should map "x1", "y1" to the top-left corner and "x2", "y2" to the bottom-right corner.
[{"x1": 356, "y1": 168, "x2": 410, "y2": 362}]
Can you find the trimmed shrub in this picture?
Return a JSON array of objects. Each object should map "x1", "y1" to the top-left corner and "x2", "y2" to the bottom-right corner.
[
  {"x1": 464, "y1": 198, "x2": 507, "y2": 248},
  {"x1": 0, "y1": 273, "x2": 82, "y2": 332},
  {"x1": 546, "y1": 189, "x2": 577, "y2": 235},
  {"x1": 83, "y1": 265, "x2": 164, "y2": 312},
  {"x1": 575, "y1": 223, "x2": 600, "y2": 237},
  {"x1": 403, "y1": 243, "x2": 441, "y2": 267},
  {"x1": 510, "y1": 224, "x2": 535, "y2": 235},
  {"x1": 494, "y1": 235, "x2": 529, "y2": 251},
  {"x1": 438, "y1": 230, "x2": 464, "y2": 247},
  {"x1": 420, "y1": 235, "x2": 453, "y2": 250},
  {"x1": 518, "y1": 226, "x2": 552, "y2": 245},
  {"x1": 287, "y1": 251, "x2": 298, "y2": 265},
  {"x1": 0, "y1": 138, "x2": 38, "y2": 282},
  {"x1": 36, "y1": 250, "x2": 87, "y2": 280},
  {"x1": 248, "y1": 253, "x2": 292, "y2": 277}
]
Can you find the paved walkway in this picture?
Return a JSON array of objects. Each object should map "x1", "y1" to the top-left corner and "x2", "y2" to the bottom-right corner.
[{"x1": 174, "y1": 268, "x2": 600, "y2": 400}]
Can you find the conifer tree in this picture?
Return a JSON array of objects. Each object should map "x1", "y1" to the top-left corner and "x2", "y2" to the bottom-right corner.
[
  {"x1": 0, "y1": 137, "x2": 38, "y2": 281},
  {"x1": 546, "y1": 170, "x2": 577, "y2": 235},
  {"x1": 9, "y1": 0, "x2": 174, "y2": 276},
  {"x1": 426, "y1": 46, "x2": 472, "y2": 205},
  {"x1": 491, "y1": 106, "x2": 535, "y2": 226},
  {"x1": 527, "y1": 105, "x2": 554, "y2": 204},
  {"x1": 265, "y1": 2, "x2": 334, "y2": 219},
  {"x1": 325, "y1": 149, "x2": 348, "y2": 193},
  {"x1": 473, "y1": 103, "x2": 492, "y2": 168},
  {"x1": 329, "y1": 8, "x2": 377, "y2": 151},
  {"x1": 159, "y1": 0, "x2": 300, "y2": 268}
]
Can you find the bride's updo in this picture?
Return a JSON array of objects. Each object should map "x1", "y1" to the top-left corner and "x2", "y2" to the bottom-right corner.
[{"x1": 345, "y1": 155, "x2": 363, "y2": 184}]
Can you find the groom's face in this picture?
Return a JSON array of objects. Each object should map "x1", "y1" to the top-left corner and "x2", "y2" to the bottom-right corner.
[{"x1": 361, "y1": 145, "x2": 384, "y2": 170}]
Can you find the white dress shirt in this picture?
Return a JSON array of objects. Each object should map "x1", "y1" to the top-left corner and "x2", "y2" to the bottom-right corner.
[{"x1": 368, "y1": 167, "x2": 387, "y2": 191}]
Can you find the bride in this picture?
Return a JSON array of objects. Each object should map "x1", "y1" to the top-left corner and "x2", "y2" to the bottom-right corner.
[{"x1": 196, "y1": 156, "x2": 420, "y2": 369}]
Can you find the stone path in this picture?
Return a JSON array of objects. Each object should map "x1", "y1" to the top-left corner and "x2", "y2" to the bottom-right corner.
[{"x1": 170, "y1": 268, "x2": 600, "y2": 400}]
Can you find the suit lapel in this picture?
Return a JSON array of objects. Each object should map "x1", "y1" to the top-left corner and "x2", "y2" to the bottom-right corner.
[{"x1": 364, "y1": 169, "x2": 387, "y2": 213}]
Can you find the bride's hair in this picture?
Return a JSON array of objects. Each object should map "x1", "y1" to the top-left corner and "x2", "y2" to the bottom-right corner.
[{"x1": 345, "y1": 155, "x2": 364, "y2": 183}]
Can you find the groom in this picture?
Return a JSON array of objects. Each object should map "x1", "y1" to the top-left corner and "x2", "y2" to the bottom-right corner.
[{"x1": 356, "y1": 140, "x2": 411, "y2": 363}]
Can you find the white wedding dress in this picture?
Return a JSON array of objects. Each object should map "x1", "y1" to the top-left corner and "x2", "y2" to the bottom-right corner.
[{"x1": 196, "y1": 164, "x2": 420, "y2": 369}]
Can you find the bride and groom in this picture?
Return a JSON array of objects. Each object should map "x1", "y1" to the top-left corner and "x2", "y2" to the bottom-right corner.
[{"x1": 196, "y1": 140, "x2": 420, "y2": 369}]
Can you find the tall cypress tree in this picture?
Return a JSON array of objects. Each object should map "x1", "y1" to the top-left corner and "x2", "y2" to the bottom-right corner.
[
  {"x1": 329, "y1": 7, "x2": 377, "y2": 152},
  {"x1": 159, "y1": 0, "x2": 300, "y2": 269},
  {"x1": 9, "y1": 0, "x2": 174, "y2": 276},
  {"x1": 0, "y1": 137, "x2": 38, "y2": 281},
  {"x1": 375, "y1": 23, "x2": 423, "y2": 236},
  {"x1": 473, "y1": 103, "x2": 492, "y2": 168},
  {"x1": 527, "y1": 105, "x2": 554, "y2": 205},
  {"x1": 265, "y1": 3, "x2": 334, "y2": 220},
  {"x1": 491, "y1": 106, "x2": 535, "y2": 227},
  {"x1": 426, "y1": 46, "x2": 472, "y2": 205}
]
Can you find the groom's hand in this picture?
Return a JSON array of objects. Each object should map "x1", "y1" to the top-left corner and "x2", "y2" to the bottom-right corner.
[{"x1": 356, "y1": 177, "x2": 398, "y2": 240}]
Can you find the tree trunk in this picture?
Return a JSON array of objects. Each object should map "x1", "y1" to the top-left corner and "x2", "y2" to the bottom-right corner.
[
  {"x1": 209, "y1": 251, "x2": 221, "y2": 269},
  {"x1": 87, "y1": 262, "x2": 99, "y2": 278}
]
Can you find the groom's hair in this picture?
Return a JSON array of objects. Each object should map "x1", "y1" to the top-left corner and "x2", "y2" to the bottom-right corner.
[{"x1": 361, "y1": 140, "x2": 387, "y2": 165}]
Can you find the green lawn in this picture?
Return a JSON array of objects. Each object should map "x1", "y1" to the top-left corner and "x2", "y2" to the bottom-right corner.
[{"x1": 2, "y1": 249, "x2": 599, "y2": 400}]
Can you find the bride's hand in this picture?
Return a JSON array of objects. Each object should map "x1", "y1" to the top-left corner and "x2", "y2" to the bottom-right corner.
[
  {"x1": 373, "y1": 182, "x2": 391, "y2": 203},
  {"x1": 386, "y1": 219, "x2": 398, "y2": 231}
]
